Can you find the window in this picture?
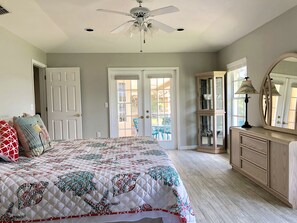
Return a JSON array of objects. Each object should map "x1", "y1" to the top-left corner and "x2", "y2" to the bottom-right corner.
[{"x1": 227, "y1": 58, "x2": 247, "y2": 129}]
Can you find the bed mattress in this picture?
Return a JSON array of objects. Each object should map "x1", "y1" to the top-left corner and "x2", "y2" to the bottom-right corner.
[{"x1": 0, "y1": 137, "x2": 196, "y2": 223}]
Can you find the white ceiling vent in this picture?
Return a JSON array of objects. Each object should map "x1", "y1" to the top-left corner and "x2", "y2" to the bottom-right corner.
[{"x1": 0, "y1": 5, "x2": 9, "y2": 15}]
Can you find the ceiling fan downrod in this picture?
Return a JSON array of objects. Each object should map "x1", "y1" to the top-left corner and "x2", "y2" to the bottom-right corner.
[{"x1": 136, "y1": 0, "x2": 143, "y2": 7}]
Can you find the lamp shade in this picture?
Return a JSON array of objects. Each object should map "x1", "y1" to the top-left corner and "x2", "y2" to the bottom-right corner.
[
  {"x1": 235, "y1": 78, "x2": 259, "y2": 94},
  {"x1": 265, "y1": 80, "x2": 281, "y2": 96}
]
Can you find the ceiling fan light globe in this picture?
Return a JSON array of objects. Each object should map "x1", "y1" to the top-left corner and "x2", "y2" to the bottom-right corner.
[
  {"x1": 129, "y1": 23, "x2": 140, "y2": 35},
  {"x1": 133, "y1": 22, "x2": 139, "y2": 27},
  {"x1": 147, "y1": 23, "x2": 159, "y2": 34}
]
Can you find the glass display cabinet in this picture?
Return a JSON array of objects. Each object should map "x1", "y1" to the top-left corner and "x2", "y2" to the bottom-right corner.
[{"x1": 196, "y1": 71, "x2": 226, "y2": 153}]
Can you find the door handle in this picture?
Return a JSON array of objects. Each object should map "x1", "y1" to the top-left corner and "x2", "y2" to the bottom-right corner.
[
  {"x1": 139, "y1": 116, "x2": 144, "y2": 119},
  {"x1": 146, "y1": 115, "x2": 150, "y2": 119},
  {"x1": 74, "y1": 114, "x2": 81, "y2": 117}
]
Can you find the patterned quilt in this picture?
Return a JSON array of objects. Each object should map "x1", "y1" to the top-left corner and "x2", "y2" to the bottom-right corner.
[{"x1": 0, "y1": 137, "x2": 196, "y2": 223}]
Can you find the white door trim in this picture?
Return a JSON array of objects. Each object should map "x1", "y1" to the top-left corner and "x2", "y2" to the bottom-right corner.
[
  {"x1": 108, "y1": 67, "x2": 180, "y2": 150},
  {"x1": 32, "y1": 59, "x2": 47, "y2": 69},
  {"x1": 32, "y1": 59, "x2": 47, "y2": 126}
]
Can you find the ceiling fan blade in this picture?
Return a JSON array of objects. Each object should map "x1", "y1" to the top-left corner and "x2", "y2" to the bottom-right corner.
[
  {"x1": 150, "y1": 6, "x2": 179, "y2": 17},
  {"x1": 150, "y1": 19, "x2": 176, "y2": 33},
  {"x1": 111, "y1": 20, "x2": 134, "y2": 34},
  {"x1": 96, "y1": 9, "x2": 131, "y2": 17}
]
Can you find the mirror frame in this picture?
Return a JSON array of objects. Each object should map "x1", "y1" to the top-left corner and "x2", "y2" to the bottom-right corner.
[{"x1": 260, "y1": 52, "x2": 297, "y2": 135}]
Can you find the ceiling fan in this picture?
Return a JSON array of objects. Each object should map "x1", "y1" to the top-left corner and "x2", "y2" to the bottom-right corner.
[{"x1": 97, "y1": 0, "x2": 179, "y2": 50}]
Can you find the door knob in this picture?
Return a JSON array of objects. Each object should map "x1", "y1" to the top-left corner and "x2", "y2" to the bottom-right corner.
[
  {"x1": 139, "y1": 116, "x2": 144, "y2": 119},
  {"x1": 146, "y1": 115, "x2": 150, "y2": 119},
  {"x1": 74, "y1": 114, "x2": 81, "y2": 117}
]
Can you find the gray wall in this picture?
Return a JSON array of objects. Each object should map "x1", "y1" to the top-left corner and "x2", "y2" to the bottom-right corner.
[
  {"x1": 218, "y1": 6, "x2": 297, "y2": 127},
  {"x1": 47, "y1": 53, "x2": 217, "y2": 147},
  {"x1": 0, "y1": 26, "x2": 46, "y2": 117}
]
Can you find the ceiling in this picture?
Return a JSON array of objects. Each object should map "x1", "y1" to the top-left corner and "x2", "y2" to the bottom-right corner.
[{"x1": 0, "y1": 0, "x2": 296, "y2": 53}]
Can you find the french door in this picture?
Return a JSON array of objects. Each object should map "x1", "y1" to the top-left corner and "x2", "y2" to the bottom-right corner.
[{"x1": 109, "y1": 68, "x2": 178, "y2": 149}]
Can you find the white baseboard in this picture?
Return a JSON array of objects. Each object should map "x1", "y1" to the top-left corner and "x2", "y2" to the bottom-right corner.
[{"x1": 179, "y1": 145, "x2": 197, "y2": 150}]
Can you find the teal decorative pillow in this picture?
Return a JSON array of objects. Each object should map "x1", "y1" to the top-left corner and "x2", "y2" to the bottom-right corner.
[{"x1": 13, "y1": 115, "x2": 51, "y2": 157}]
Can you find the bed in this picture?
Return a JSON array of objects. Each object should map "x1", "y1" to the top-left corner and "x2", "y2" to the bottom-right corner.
[{"x1": 0, "y1": 136, "x2": 196, "y2": 223}]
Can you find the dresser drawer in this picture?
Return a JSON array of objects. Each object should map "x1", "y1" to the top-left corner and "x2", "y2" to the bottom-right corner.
[
  {"x1": 240, "y1": 134, "x2": 267, "y2": 154},
  {"x1": 241, "y1": 160, "x2": 267, "y2": 185},
  {"x1": 241, "y1": 147, "x2": 267, "y2": 170}
]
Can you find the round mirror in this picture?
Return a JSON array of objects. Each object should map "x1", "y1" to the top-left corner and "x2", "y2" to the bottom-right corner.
[{"x1": 260, "y1": 53, "x2": 297, "y2": 134}]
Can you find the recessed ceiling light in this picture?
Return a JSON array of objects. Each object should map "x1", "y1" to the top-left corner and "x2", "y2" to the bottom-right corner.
[
  {"x1": 177, "y1": 28, "x2": 184, "y2": 32},
  {"x1": 84, "y1": 28, "x2": 94, "y2": 32}
]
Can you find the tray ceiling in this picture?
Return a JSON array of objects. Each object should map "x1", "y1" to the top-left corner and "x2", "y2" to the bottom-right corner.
[{"x1": 0, "y1": 0, "x2": 296, "y2": 53}]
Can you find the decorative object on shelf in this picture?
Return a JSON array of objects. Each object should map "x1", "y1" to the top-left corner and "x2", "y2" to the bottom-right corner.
[
  {"x1": 97, "y1": 0, "x2": 179, "y2": 52},
  {"x1": 235, "y1": 77, "x2": 258, "y2": 128},
  {"x1": 196, "y1": 71, "x2": 226, "y2": 154},
  {"x1": 203, "y1": 94, "x2": 212, "y2": 100}
]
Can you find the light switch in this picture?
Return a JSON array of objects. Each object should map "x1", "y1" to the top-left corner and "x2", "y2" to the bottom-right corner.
[
  {"x1": 96, "y1": 132, "x2": 101, "y2": 138},
  {"x1": 105, "y1": 102, "x2": 109, "y2": 108}
]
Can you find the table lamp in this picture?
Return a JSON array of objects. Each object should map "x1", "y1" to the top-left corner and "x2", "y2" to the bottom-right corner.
[{"x1": 235, "y1": 77, "x2": 259, "y2": 128}]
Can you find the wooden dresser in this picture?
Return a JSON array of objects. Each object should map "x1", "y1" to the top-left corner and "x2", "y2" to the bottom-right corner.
[{"x1": 230, "y1": 127, "x2": 297, "y2": 208}]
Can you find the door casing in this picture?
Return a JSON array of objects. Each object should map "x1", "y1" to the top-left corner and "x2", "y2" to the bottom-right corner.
[
  {"x1": 108, "y1": 67, "x2": 180, "y2": 149},
  {"x1": 32, "y1": 59, "x2": 47, "y2": 127}
]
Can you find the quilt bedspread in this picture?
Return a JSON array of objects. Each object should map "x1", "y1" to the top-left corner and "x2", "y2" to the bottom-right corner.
[{"x1": 0, "y1": 137, "x2": 195, "y2": 223}]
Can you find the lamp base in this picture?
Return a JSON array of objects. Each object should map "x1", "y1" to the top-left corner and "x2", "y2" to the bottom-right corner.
[{"x1": 241, "y1": 122, "x2": 252, "y2": 128}]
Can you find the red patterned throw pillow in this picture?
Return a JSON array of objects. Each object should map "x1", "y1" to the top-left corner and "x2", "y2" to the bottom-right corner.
[{"x1": 0, "y1": 120, "x2": 19, "y2": 162}]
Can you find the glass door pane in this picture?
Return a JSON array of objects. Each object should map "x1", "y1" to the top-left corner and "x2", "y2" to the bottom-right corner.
[
  {"x1": 117, "y1": 80, "x2": 139, "y2": 137},
  {"x1": 200, "y1": 115, "x2": 214, "y2": 146},
  {"x1": 216, "y1": 115, "x2": 224, "y2": 146},
  {"x1": 150, "y1": 77, "x2": 172, "y2": 141},
  {"x1": 215, "y1": 77, "x2": 223, "y2": 110},
  {"x1": 200, "y1": 78, "x2": 213, "y2": 110}
]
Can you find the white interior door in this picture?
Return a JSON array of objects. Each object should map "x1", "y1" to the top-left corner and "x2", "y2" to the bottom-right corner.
[
  {"x1": 46, "y1": 67, "x2": 82, "y2": 140},
  {"x1": 109, "y1": 68, "x2": 178, "y2": 149}
]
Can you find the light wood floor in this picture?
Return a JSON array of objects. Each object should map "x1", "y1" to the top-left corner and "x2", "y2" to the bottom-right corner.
[{"x1": 166, "y1": 150, "x2": 297, "y2": 223}]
